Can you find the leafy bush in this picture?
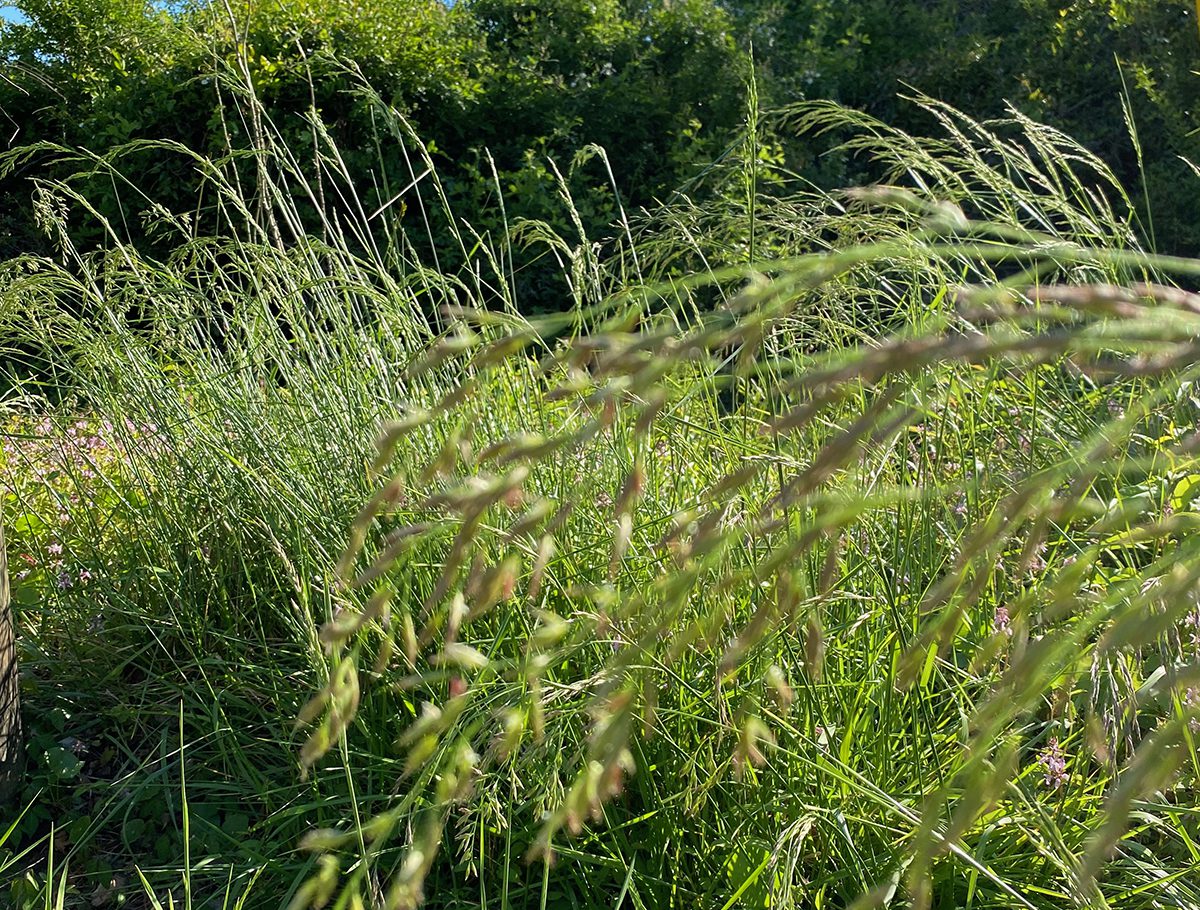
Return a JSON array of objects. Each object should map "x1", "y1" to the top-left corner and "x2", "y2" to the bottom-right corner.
[
  {"x1": 0, "y1": 0, "x2": 747, "y2": 308},
  {"x1": 5, "y1": 0, "x2": 1196, "y2": 300}
]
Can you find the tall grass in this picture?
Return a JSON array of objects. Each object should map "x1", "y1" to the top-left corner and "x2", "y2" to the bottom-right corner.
[{"x1": 3, "y1": 66, "x2": 1200, "y2": 910}]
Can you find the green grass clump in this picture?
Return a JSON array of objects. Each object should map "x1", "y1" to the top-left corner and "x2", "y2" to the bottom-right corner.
[{"x1": 4, "y1": 79, "x2": 1200, "y2": 910}]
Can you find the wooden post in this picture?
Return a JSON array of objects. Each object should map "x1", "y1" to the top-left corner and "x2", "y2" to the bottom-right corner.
[{"x1": 0, "y1": 508, "x2": 21, "y2": 797}]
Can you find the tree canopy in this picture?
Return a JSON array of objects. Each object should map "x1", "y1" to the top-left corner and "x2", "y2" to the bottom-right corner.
[{"x1": 2, "y1": 0, "x2": 1197, "y2": 294}]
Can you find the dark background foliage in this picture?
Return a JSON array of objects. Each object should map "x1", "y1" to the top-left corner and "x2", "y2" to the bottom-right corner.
[{"x1": 2, "y1": 0, "x2": 1197, "y2": 305}]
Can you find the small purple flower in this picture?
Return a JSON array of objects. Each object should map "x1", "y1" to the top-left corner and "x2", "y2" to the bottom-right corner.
[
  {"x1": 46, "y1": 542, "x2": 63, "y2": 557},
  {"x1": 56, "y1": 570, "x2": 74, "y2": 590},
  {"x1": 952, "y1": 494, "x2": 968, "y2": 518},
  {"x1": 1183, "y1": 688, "x2": 1200, "y2": 733},
  {"x1": 77, "y1": 568, "x2": 93, "y2": 584},
  {"x1": 1038, "y1": 737, "x2": 1068, "y2": 789},
  {"x1": 993, "y1": 606, "x2": 1012, "y2": 636},
  {"x1": 1187, "y1": 608, "x2": 1200, "y2": 650}
]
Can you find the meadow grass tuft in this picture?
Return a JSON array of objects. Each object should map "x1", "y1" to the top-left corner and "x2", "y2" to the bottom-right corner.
[{"x1": 4, "y1": 72, "x2": 1200, "y2": 910}]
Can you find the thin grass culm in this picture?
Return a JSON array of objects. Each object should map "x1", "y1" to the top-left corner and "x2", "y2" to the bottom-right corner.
[{"x1": 4, "y1": 61, "x2": 1200, "y2": 910}]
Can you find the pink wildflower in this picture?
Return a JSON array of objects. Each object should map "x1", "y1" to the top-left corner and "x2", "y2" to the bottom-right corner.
[
  {"x1": 993, "y1": 606, "x2": 1012, "y2": 636},
  {"x1": 1038, "y1": 737, "x2": 1068, "y2": 789}
]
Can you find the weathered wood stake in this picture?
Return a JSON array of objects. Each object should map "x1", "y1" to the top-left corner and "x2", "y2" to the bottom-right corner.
[{"x1": 0, "y1": 508, "x2": 22, "y2": 797}]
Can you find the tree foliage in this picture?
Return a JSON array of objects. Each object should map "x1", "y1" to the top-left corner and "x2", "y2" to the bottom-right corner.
[
  {"x1": 1, "y1": 0, "x2": 1198, "y2": 285},
  {"x1": 734, "y1": 0, "x2": 1200, "y2": 250}
]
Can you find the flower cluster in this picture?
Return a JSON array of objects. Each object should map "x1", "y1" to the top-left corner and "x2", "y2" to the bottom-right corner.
[
  {"x1": 993, "y1": 605, "x2": 1012, "y2": 636},
  {"x1": 2, "y1": 412, "x2": 158, "y2": 598},
  {"x1": 1037, "y1": 736, "x2": 1068, "y2": 789}
]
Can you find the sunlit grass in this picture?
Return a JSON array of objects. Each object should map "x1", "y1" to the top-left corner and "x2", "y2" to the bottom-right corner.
[{"x1": 3, "y1": 73, "x2": 1200, "y2": 910}]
